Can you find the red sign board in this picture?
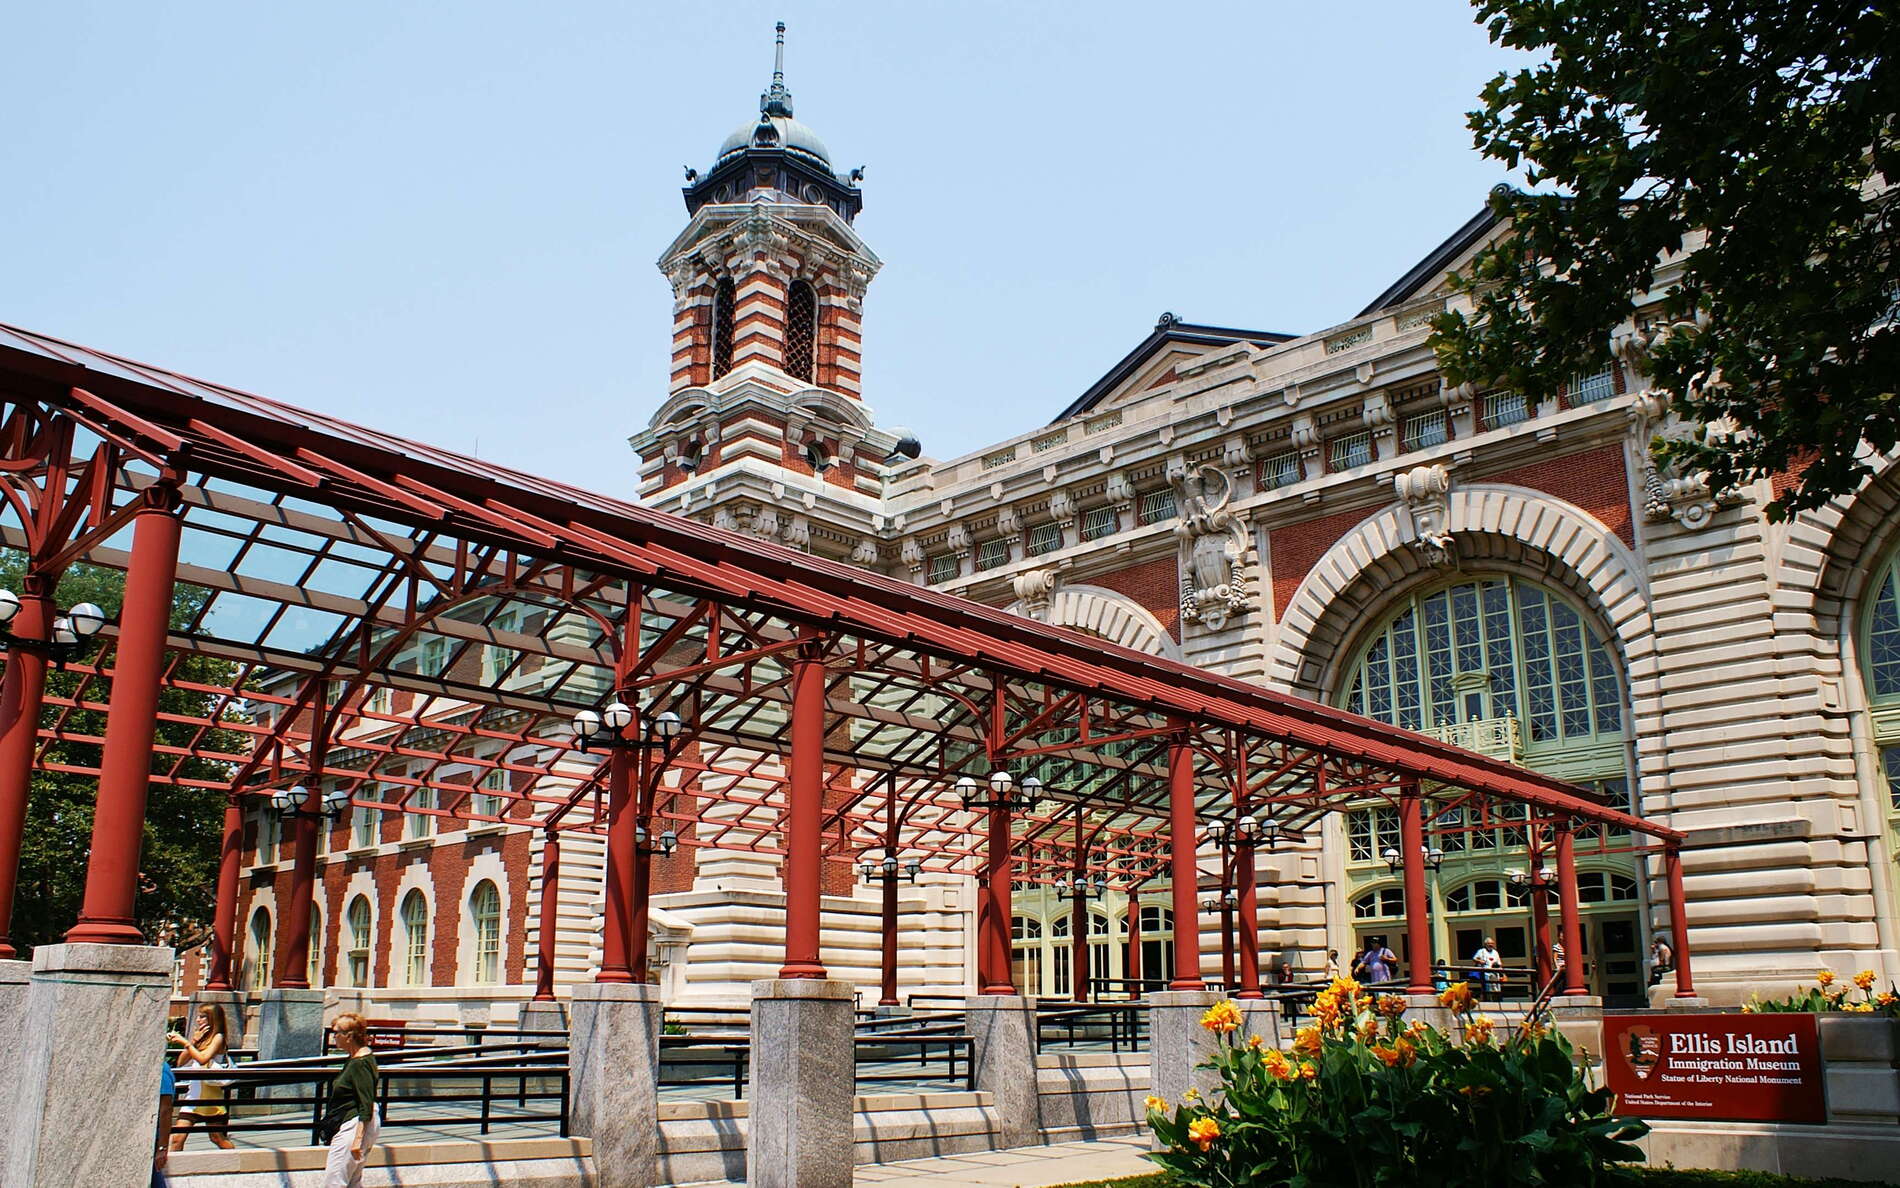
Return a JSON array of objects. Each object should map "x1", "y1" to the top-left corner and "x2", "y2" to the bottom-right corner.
[{"x1": 1602, "y1": 1013, "x2": 1826, "y2": 1125}]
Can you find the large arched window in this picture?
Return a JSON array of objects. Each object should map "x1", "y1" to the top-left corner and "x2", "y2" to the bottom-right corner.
[
  {"x1": 401, "y1": 890, "x2": 430, "y2": 987},
  {"x1": 1343, "y1": 576, "x2": 1623, "y2": 745},
  {"x1": 1050, "y1": 915, "x2": 1073, "y2": 997},
  {"x1": 711, "y1": 279, "x2": 736, "y2": 379},
  {"x1": 307, "y1": 905, "x2": 323, "y2": 988},
  {"x1": 784, "y1": 280, "x2": 816, "y2": 382},
  {"x1": 469, "y1": 880, "x2": 502, "y2": 984},
  {"x1": 246, "y1": 908, "x2": 272, "y2": 990},
  {"x1": 346, "y1": 895, "x2": 373, "y2": 988},
  {"x1": 1011, "y1": 915, "x2": 1043, "y2": 995},
  {"x1": 1138, "y1": 905, "x2": 1174, "y2": 990},
  {"x1": 1862, "y1": 555, "x2": 1900, "y2": 899}
]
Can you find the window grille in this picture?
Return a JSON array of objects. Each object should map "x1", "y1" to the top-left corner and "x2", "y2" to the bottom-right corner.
[
  {"x1": 711, "y1": 279, "x2": 735, "y2": 379},
  {"x1": 927, "y1": 553, "x2": 958, "y2": 584},
  {"x1": 1352, "y1": 887, "x2": 1405, "y2": 918},
  {"x1": 1567, "y1": 367, "x2": 1616, "y2": 406},
  {"x1": 783, "y1": 281, "x2": 816, "y2": 381},
  {"x1": 1080, "y1": 506, "x2": 1117, "y2": 540},
  {"x1": 1138, "y1": 488, "x2": 1176, "y2": 524},
  {"x1": 975, "y1": 539, "x2": 1009, "y2": 571},
  {"x1": 1402, "y1": 410, "x2": 1449, "y2": 451},
  {"x1": 1261, "y1": 451, "x2": 1301, "y2": 489},
  {"x1": 1026, "y1": 523, "x2": 1062, "y2": 556},
  {"x1": 1330, "y1": 431, "x2": 1374, "y2": 471},
  {"x1": 1482, "y1": 390, "x2": 1530, "y2": 429}
]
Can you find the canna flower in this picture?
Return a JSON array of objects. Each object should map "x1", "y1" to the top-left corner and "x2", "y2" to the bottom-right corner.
[
  {"x1": 1854, "y1": 969, "x2": 1877, "y2": 990},
  {"x1": 1372, "y1": 1038, "x2": 1417, "y2": 1068},
  {"x1": 1845, "y1": 1001, "x2": 1874, "y2": 1013},
  {"x1": 1200, "y1": 1000, "x2": 1243, "y2": 1034},
  {"x1": 1144, "y1": 1095, "x2": 1168, "y2": 1113},
  {"x1": 1438, "y1": 981, "x2": 1476, "y2": 1015},
  {"x1": 1262, "y1": 1049, "x2": 1294, "y2": 1081},
  {"x1": 1293, "y1": 1026, "x2": 1323, "y2": 1056},
  {"x1": 1299, "y1": 1061, "x2": 1319, "y2": 1080},
  {"x1": 1816, "y1": 969, "x2": 1836, "y2": 988},
  {"x1": 1358, "y1": 1017, "x2": 1381, "y2": 1042},
  {"x1": 1404, "y1": 1019, "x2": 1429, "y2": 1039},
  {"x1": 1246, "y1": 1032, "x2": 1268, "y2": 1051},
  {"x1": 1187, "y1": 1116, "x2": 1221, "y2": 1152},
  {"x1": 1376, "y1": 994, "x2": 1408, "y2": 1019},
  {"x1": 1876, "y1": 992, "x2": 1896, "y2": 1008},
  {"x1": 1463, "y1": 1014, "x2": 1495, "y2": 1045},
  {"x1": 1183, "y1": 1087, "x2": 1200, "y2": 1102}
]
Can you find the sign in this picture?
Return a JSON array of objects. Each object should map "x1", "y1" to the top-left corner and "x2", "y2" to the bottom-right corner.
[{"x1": 1602, "y1": 1013, "x2": 1826, "y2": 1125}]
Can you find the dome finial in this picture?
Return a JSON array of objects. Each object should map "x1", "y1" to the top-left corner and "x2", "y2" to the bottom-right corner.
[{"x1": 761, "y1": 21, "x2": 794, "y2": 118}]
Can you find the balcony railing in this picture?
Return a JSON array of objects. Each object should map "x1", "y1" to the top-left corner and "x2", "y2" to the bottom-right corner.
[{"x1": 1427, "y1": 716, "x2": 1522, "y2": 762}]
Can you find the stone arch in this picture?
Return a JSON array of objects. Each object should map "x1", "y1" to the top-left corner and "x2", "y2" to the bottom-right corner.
[
  {"x1": 1270, "y1": 485, "x2": 1654, "y2": 709},
  {"x1": 1007, "y1": 582, "x2": 1183, "y2": 662}
]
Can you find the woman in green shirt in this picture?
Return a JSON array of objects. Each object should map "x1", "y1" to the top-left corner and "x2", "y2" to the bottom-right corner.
[{"x1": 319, "y1": 1012, "x2": 379, "y2": 1188}]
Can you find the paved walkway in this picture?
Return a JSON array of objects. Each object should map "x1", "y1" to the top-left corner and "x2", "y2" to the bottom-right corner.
[{"x1": 851, "y1": 1135, "x2": 1153, "y2": 1187}]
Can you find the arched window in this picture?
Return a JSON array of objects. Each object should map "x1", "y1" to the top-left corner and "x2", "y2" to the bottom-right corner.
[
  {"x1": 346, "y1": 895, "x2": 373, "y2": 988},
  {"x1": 307, "y1": 905, "x2": 323, "y2": 988},
  {"x1": 1011, "y1": 915, "x2": 1043, "y2": 995},
  {"x1": 1138, "y1": 906, "x2": 1174, "y2": 990},
  {"x1": 784, "y1": 280, "x2": 816, "y2": 382},
  {"x1": 1443, "y1": 879, "x2": 1528, "y2": 913},
  {"x1": 469, "y1": 880, "x2": 502, "y2": 984},
  {"x1": 1050, "y1": 915, "x2": 1072, "y2": 997},
  {"x1": 1342, "y1": 577, "x2": 1623, "y2": 744},
  {"x1": 401, "y1": 890, "x2": 430, "y2": 986},
  {"x1": 1858, "y1": 558, "x2": 1900, "y2": 877},
  {"x1": 1352, "y1": 887, "x2": 1406, "y2": 918},
  {"x1": 246, "y1": 908, "x2": 272, "y2": 991},
  {"x1": 711, "y1": 279, "x2": 736, "y2": 379},
  {"x1": 1576, "y1": 871, "x2": 1638, "y2": 904}
]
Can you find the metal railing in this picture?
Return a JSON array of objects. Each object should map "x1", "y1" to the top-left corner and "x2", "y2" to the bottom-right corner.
[
  {"x1": 1034, "y1": 1002, "x2": 1147, "y2": 1053},
  {"x1": 853, "y1": 1033, "x2": 974, "y2": 1091},
  {"x1": 658, "y1": 1034, "x2": 750, "y2": 1100}
]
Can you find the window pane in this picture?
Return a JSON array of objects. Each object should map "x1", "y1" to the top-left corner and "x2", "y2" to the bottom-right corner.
[
  {"x1": 927, "y1": 554, "x2": 958, "y2": 584},
  {"x1": 1261, "y1": 452, "x2": 1301, "y2": 489},
  {"x1": 1139, "y1": 489, "x2": 1176, "y2": 524},
  {"x1": 1330, "y1": 432, "x2": 1373, "y2": 470},
  {"x1": 1569, "y1": 368, "x2": 1616, "y2": 405},
  {"x1": 976, "y1": 539, "x2": 1008, "y2": 571},
  {"x1": 1403, "y1": 410, "x2": 1448, "y2": 450},
  {"x1": 1027, "y1": 523, "x2": 1062, "y2": 557},
  {"x1": 1080, "y1": 506, "x2": 1118, "y2": 540}
]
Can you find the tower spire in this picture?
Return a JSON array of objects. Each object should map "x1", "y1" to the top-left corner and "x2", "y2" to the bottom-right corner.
[{"x1": 761, "y1": 21, "x2": 794, "y2": 117}]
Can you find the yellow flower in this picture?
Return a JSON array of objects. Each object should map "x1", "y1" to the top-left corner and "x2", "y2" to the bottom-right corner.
[
  {"x1": 1144, "y1": 1094, "x2": 1168, "y2": 1112},
  {"x1": 1463, "y1": 1015, "x2": 1495, "y2": 1046},
  {"x1": 1182, "y1": 1087, "x2": 1200, "y2": 1102},
  {"x1": 1404, "y1": 1019, "x2": 1429, "y2": 1039},
  {"x1": 1293, "y1": 1026, "x2": 1323, "y2": 1056},
  {"x1": 1376, "y1": 994, "x2": 1407, "y2": 1019},
  {"x1": 1845, "y1": 1001, "x2": 1875, "y2": 1013},
  {"x1": 1357, "y1": 1017, "x2": 1381, "y2": 1042},
  {"x1": 1438, "y1": 981, "x2": 1475, "y2": 1015},
  {"x1": 1246, "y1": 1032, "x2": 1267, "y2": 1051},
  {"x1": 1372, "y1": 1038, "x2": 1417, "y2": 1068},
  {"x1": 1299, "y1": 1060, "x2": 1319, "y2": 1080},
  {"x1": 1816, "y1": 969, "x2": 1836, "y2": 988},
  {"x1": 1876, "y1": 991, "x2": 1896, "y2": 1008},
  {"x1": 1200, "y1": 1000, "x2": 1243, "y2": 1034},
  {"x1": 1262, "y1": 1049, "x2": 1294, "y2": 1081},
  {"x1": 1854, "y1": 969, "x2": 1877, "y2": 990},
  {"x1": 1187, "y1": 1116, "x2": 1221, "y2": 1152}
]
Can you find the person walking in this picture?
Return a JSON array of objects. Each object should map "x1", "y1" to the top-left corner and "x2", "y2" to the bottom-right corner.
[
  {"x1": 319, "y1": 1013, "x2": 380, "y2": 1188},
  {"x1": 1351, "y1": 936, "x2": 1397, "y2": 985},
  {"x1": 168, "y1": 1003, "x2": 236, "y2": 1151},
  {"x1": 1472, "y1": 936, "x2": 1504, "y2": 1001},
  {"x1": 154, "y1": 1057, "x2": 176, "y2": 1188},
  {"x1": 1323, "y1": 948, "x2": 1341, "y2": 980}
]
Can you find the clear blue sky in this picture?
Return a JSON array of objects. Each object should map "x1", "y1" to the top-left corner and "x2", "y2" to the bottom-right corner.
[{"x1": 4, "y1": 2, "x2": 1526, "y2": 498}]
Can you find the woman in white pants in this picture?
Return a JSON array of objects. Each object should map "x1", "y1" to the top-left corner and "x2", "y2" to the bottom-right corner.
[{"x1": 319, "y1": 1013, "x2": 381, "y2": 1188}]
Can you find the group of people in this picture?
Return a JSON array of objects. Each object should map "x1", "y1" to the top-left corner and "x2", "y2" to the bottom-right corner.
[{"x1": 154, "y1": 1010, "x2": 382, "y2": 1188}]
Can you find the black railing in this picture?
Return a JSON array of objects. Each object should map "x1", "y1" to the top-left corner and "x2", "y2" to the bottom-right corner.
[
  {"x1": 853, "y1": 1034, "x2": 974, "y2": 1091},
  {"x1": 1034, "y1": 1002, "x2": 1148, "y2": 1053},
  {"x1": 657, "y1": 1034, "x2": 750, "y2": 1100}
]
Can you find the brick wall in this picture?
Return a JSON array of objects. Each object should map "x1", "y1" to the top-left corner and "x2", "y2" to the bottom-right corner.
[
  {"x1": 1268, "y1": 505, "x2": 1381, "y2": 621},
  {"x1": 1089, "y1": 556, "x2": 1182, "y2": 640},
  {"x1": 1489, "y1": 445, "x2": 1634, "y2": 547}
]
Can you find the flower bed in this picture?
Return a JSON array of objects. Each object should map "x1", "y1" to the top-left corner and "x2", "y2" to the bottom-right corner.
[
  {"x1": 1144, "y1": 979, "x2": 1644, "y2": 1187},
  {"x1": 1743, "y1": 969, "x2": 1898, "y2": 1016}
]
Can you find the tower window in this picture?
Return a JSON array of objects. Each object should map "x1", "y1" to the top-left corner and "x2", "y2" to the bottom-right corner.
[
  {"x1": 785, "y1": 281, "x2": 816, "y2": 382},
  {"x1": 711, "y1": 279, "x2": 736, "y2": 379}
]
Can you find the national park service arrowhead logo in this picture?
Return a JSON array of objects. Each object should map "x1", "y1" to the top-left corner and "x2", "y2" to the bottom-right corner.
[{"x1": 1621, "y1": 1025, "x2": 1661, "y2": 1080}]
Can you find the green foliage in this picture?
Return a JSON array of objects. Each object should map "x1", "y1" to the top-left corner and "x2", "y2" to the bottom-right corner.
[
  {"x1": 1145, "y1": 985, "x2": 1645, "y2": 1188},
  {"x1": 1431, "y1": 0, "x2": 1897, "y2": 520},
  {"x1": 3, "y1": 556, "x2": 246, "y2": 953},
  {"x1": 1741, "y1": 970, "x2": 1899, "y2": 1016},
  {"x1": 1054, "y1": 1172, "x2": 1896, "y2": 1188}
]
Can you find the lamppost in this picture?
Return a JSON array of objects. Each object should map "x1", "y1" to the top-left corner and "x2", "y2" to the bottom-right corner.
[
  {"x1": 572, "y1": 700, "x2": 686, "y2": 984},
  {"x1": 965, "y1": 768, "x2": 1042, "y2": 996},
  {"x1": 1057, "y1": 866, "x2": 1105, "y2": 1002},
  {"x1": 269, "y1": 784, "x2": 352, "y2": 820},
  {"x1": 858, "y1": 848, "x2": 920, "y2": 1008},
  {"x1": 1204, "y1": 813, "x2": 1283, "y2": 994},
  {"x1": 570, "y1": 703, "x2": 684, "y2": 753},
  {"x1": 0, "y1": 590, "x2": 109, "y2": 662},
  {"x1": 957, "y1": 770, "x2": 1042, "y2": 813},
  {"x1": 1507, "y1": 864, "x2": 1557, "y2": 986}
]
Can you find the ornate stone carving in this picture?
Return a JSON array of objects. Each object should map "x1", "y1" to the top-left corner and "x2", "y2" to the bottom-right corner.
[
  {"x1": 995, "y1": 505, "x2": 1020, "y2": 537},
  {"x1": 1393, "y1": 463, "x2": 1454, "y2": 567},
  {"x1": 1047, "y1": 490, "x2": 1076, "y2": 526},
  {"x1": 899, "y1": 538, "x2": 924, "y2": 574},
  {"x1": 781, "y1": 514, "x2": 810, "y2": 551},
  {"x1": 1629, "y1": 390, "x2": 1731, "y2": 530},
  {"x1": 1169, "y1": 461, "x2": 1250, "y2": 632},
  {"x1": 751, "y1": 506, "x2": 781, "y2": 540},
  {"x1": 1012, "y1": 569, "x2": 1058, "y2": 622},
  {"x1": 712, "y1": 507, "x2": 739, "y2": 533},
  {"x1": 946, "y1": 524, "x2": 970, "y2": 555},
  {"x1": 1104, "y1": 472, "x2": 1135, "y2": 511},
  {"x1": 850, "y1": 537, "x2": 878, "y2": 566}
]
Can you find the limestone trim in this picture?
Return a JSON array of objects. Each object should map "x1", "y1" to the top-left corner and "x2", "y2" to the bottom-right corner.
[
  {"x1": 456, "y1": 851, "x2": 511, "y2": 989},
  {"x1": 1004, "y1": 582, "x2": 1183, "y2": 662}
]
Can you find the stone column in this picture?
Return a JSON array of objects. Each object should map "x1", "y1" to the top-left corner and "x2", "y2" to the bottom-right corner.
[
  {"x1": 0, "y1": 957, "x2": 30, "y2": 1176},
  {"x1": 1147, "y1": 989, "x2": 1222, "y2": 1107},
  {"x1": 569, "y1": 981, "x2": 660, "y2": 1188},
  {"x1": 256, "y1": 987, "x2": 325, "y2": 1060},
  {"x1": 5, "y1": 943, "x2": 172, "y2": 1187},
  {"x1": 189, "y1": 988, "x2": 251, "y2": 1050},
  {"x1": 748, "y1": 978, "x2": 854, "y2": 1188},
  {"x1": 1238, "y1": 998, "x2": 1284, "y2": 1051},
  {"x1": 964, "y1": 995, "x2": 1041, "y2": 1148}
]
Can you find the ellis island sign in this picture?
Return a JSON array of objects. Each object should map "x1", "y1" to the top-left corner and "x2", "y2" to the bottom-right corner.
[{"x1": 1602, "y1": 1014, "x2": 1826, "y2": 1125}]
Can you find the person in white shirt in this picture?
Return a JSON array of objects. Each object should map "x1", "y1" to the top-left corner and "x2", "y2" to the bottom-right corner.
[{"x1": 1472, "y1": 937, "x2": 1504, "y2": 1000}]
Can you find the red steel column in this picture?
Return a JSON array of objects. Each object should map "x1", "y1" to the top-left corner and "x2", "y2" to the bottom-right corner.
[
  {"x1": 1070, "y1": 878, "x2": 1088, "y2": 1003},
  {"x1": 1125, "y1": 892, "x2": 1143, "y2": 997},
  {"x1": 1166, "y1": 731, "x2": 1203, "y2": 991},
  {"x1": 1236, "y1": 841, "x2": 1262, "y2": 999},
  {"x1": 274, "y1": 785, "x2": 322, "y2": 987},
  {"x1": 629, "y1": 749, "x2": 656, "y2": 984},
  {"x1": 1665, "y1": 845, "x2": 1696, "y2": 998},
  {"x1": 203, "y1": 795, "x2": 244, "y2": 990},
  {"x1": 597, "y1": 745, "x2": 637, "y2": 983},
  {"x1": 1218, "y1": 886, "x2": 1235, "y2": 990},
  {"x1": 978, "y1": 797, "x2": 1015, "y2": 994},
  {"x1": 0, "y1": 589, "x2": 52, "y2": 959},
  {"x1": 1529, "y1": 839, "x2": 1553, "y2": 986},
  {"x1": 1399, "y1": 783, "x2": 1432, "y2": 993},
  {"x1": 1554, "y1": 819, "x2": 1588, "y2": 996},
  {"x1": 879, "y1": 865, "x2": 899, "y2": 1006},
  {"x1": 66, "y1": 493, "x2": 181, "y2": 945},
  {"x1": 534, "y1": 829, "x2": 560, "y2": 1000},
  {"x1": 778, "y1": 639, "x2": 827, "y2": 979}
]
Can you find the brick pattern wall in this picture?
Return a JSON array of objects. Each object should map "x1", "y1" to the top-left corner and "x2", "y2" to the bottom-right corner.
[
  {"x1": 1268, "y1": 505, "x2": 1381, "y2": 621},
  {"x1": 731, "y1": 273, "x2": 788, "y2": 371},
  {"x1": 1490, "y1": 445, "x2": 1634, "y2": 547},
  {"x1": 818, "y1": 285, "x2": 861, "y2": 397},
  {"x1": 670, "y1": 279, "x2": 714, "y2": 393},
  {"x1": 1089, "y1": 556, "x2": 1183, "y2": 641}
]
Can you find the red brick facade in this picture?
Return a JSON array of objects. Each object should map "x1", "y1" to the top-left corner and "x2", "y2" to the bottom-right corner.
[
  {"x1": 1089, "y1": 556, "x2": 1183, "y2": 641},
  {"x1": 1268, "y1": 505, "x2": 1381, "y2": 621},
  {"x1": 1489, "y1": 445, "x2": 1634, "y2": 547}
]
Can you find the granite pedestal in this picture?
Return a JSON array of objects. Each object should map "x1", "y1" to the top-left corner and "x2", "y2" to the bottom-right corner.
[
  {"x1": 748, "y1": 978, "x2": 854, "y2": 1188},
  {"x1": 5, "y1": 943, "x2": 173, "y2": 1188},
  {"x1": 0, "y1": 958, "x2": 30, "y2": 1178},
  {"x1": 1147, "y1": 990, "x2": 1223, "y2": 1108},
  {"x1": 1238, "y1": 997, "x2": 1287, "y2": 1051},
  {"x1": 569, "y1": 982, "x2": 660, "y2": 1188},
  {"x1": 518, "y1": 998, "x2": 569, "y2": 1046},
  {"x1": 188, "y1": 987, "x2": 250, "y2": 1049},
  {"x1": 256, "y1": 987, "x2": 325, "y2": 1060},
  {"x1": 964, "y1": 995, "x2": 1041, "y2": 1147}
]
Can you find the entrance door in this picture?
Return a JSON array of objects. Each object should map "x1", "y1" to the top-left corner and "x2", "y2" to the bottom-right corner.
[
  {"x1": 1590, "y1": 913, "x2": 1642, "y2": 1006},
  {"x1": 1452, "y1": 923, "x2": 1528, "y2": 997}
]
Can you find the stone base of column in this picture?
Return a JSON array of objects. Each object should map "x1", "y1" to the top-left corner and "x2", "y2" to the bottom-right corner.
[
  {"x1": 5, "y1": 943, "x2": 172, "y2": 1188},
  {"x1": 964, "y1": 995, "x2": 1040, "y2": 1148},
  {"x1": 570, "y1": 982, "x2": 659, "y2": 1188},
  {"x1": 1147, "y1": 990, "x2": 1223, "y2": 1109},
  {"x1": 1547, "y1": 994, "x2": 1604, "y2": 1063},
  {"x1": 1239, "y1": 998, "x2": 1286, "y2": 1051},
  {"x1": 748, "y1": 979, "x2": 854, "y2": 1188},
  {"x1": 188, "y1": 988, "x2": 251, "y2": 1050},
  {"x1": 0, "y1": 958, "x2": 31, "y2": 1178},
  {"x1": 518, "y1": 998, "x2": 569, "y2": 1046},
  {"x1": 1663, "y1": 996, "x2": 1711, "y2": 1012},
  {"x1": 256, "y1": 987, "x2": 325, "y2": 1060}
]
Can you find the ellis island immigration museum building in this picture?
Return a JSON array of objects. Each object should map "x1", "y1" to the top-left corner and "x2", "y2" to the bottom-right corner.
[{"x1": 177, "y1": 30, "x2": 1899, "y2": 1033}]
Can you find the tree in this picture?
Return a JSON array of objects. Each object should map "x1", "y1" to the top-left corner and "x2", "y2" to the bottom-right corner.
[
  {"x1": 4, "y1": 557, "x2": 246, "y2": 954},
  {"x1": 1431, "y1": 1, "x2": 1897, "y2": 519}
]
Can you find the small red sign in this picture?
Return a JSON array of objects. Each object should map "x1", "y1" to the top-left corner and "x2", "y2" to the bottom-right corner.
[{"x1": 1602, "y1": 1013, "x2": 1825, "y2": 1125}]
